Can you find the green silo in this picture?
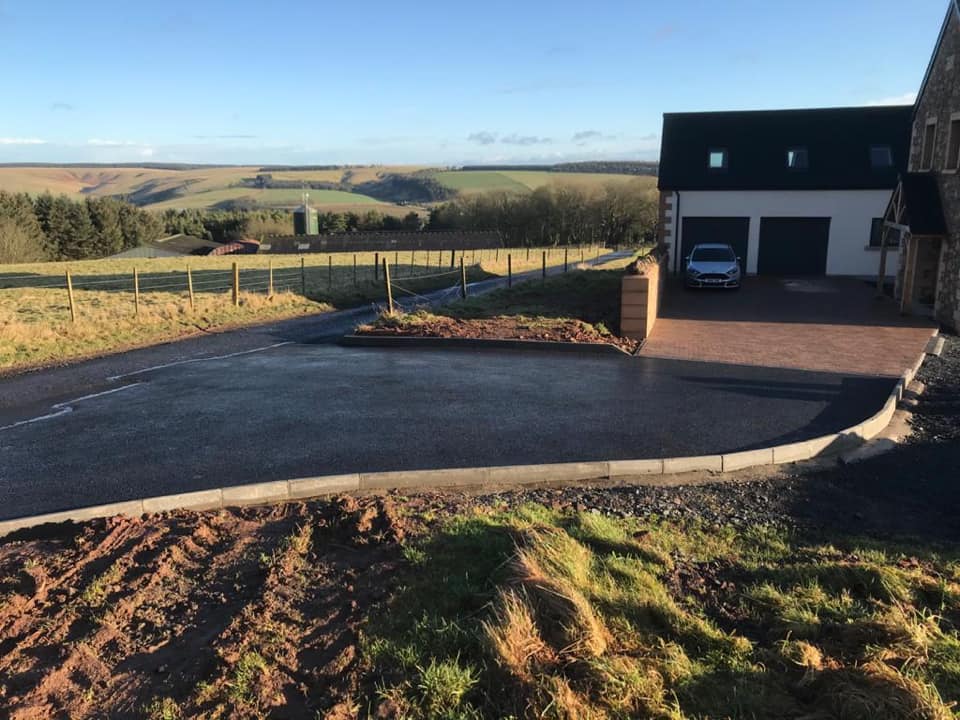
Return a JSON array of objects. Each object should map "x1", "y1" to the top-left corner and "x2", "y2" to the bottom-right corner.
[{"x1": 293, "y1": 196, "x2": 319, "y2": 235}]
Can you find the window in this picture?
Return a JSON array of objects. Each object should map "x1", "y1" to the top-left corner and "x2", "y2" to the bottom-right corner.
[
  {"x1": 708, "y1": 148, "x2": 727, "y2": 170},
  {"x1": 921, "y1": 119, "x2": 937, "y2": 170},
  {"x1": 870, "y1": 218, "x2": 901, "y2": 248},
  {"x1": 786, "y1": 147, "x2": 808, "y2": 169},
  {"x1": 870, "y1": 145, "x2": 894, "y2": 169},
  {"x1": 945, "y1": 114, "x2": 960, "y2": 171}
]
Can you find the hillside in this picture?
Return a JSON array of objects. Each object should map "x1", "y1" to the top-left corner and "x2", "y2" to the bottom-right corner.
[{"x1": 0, "y1": 164, "x2": 658, "y2": 212}]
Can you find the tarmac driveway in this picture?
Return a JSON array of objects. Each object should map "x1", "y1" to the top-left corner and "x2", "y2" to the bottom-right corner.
[
  {"x1": 640, "y1": 277, "x2": 936, "y2": 376},
  {"x1": 0, "y1": 344, "x2": 895, "y2": 521}
]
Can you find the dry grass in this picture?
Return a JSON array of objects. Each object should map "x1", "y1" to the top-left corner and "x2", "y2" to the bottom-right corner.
[
  {"x1": 0, "y1": 246, "x2": 605, "y2": 372},
  {"x1": 360, "y1": 507, "x2": 960, "y2": 719}
]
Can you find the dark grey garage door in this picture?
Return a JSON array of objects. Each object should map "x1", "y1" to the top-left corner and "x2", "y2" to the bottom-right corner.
[
  {"x1": 758, "y1": 217, "x2": 830, "y2": 275},
  {"x1": 681, "y1": 217, "x2": 749, "y2": 269}
]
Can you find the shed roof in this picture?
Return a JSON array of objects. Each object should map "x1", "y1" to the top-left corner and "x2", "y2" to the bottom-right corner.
[{"x1": 658, "y1": 106, "x2": 912, "y2": 191}]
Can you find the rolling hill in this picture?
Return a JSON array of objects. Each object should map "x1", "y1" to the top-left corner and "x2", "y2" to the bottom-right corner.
[{"x1": 0, "y1": 164, "x2": 657, "y2": 212}]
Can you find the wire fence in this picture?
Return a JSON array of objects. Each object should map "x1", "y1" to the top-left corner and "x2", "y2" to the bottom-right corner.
[{"x1": 0, "y1": 245, "x2": 612, "y2": 323}]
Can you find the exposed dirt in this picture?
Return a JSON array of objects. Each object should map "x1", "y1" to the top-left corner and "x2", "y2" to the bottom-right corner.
[
  {"x1": 356, "y1": 314, "x2": 640, "y2": 353},
  {"x1": 0, "y1": 498, "x2": 409, "y2": 719}
]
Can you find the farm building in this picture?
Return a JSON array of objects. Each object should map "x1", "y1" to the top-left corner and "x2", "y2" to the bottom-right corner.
[
  {"x1": 656, "y1": 106, "x2": 912, "y2": 278},
  {"x1": 108, "y1": 234, "x2": 257, "y2": 259}
]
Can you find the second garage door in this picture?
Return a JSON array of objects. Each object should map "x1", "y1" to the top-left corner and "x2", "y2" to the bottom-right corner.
[{"x1": 758, "y1": 217, "x2": 831, "y2": 275}]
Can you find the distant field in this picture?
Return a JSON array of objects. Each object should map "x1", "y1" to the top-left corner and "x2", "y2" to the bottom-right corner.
[
  {"x1": 430, "y1": 170, "x2": 653, "y2": 195},
  {"x1": 0, "y1": 165, "x2": 656, "y2": 211},
  {"x1": 145, "y1": 187, "x2": 384, "y2": 211}
]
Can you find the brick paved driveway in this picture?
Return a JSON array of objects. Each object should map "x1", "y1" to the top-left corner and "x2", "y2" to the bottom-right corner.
[{"x1": 640, "y1": 277, "x2": 936, "y2": 377}]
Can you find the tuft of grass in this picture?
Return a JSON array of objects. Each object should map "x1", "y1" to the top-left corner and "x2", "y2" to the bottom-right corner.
[
  {"x1": 144, "y1": 697, "x2": 182, "y2": 720},
  {"x1": 227, "y1": 651, "x2": 268, "y2": 707},
  {"x1": 358, "y1": 506, "x2": 960, "y2": 719}
]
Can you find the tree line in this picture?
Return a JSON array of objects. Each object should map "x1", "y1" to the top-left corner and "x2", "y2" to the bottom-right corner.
[
  {"x1": 425, "y1": 180, "x2": 658, "y2": 247},
  {"x1": 0, "y1": 192, "x2": 164, "y2": 264}
]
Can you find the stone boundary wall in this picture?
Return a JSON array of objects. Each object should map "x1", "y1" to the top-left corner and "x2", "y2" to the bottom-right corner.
[
  {"x1": 620, "y1": 252, "x2": 668, "y2": 340},
  {"x1": 262, "y1": 231, "x2": 502, "y2": 254}
]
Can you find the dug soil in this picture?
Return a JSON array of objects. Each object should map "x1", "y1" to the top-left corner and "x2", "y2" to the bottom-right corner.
[
  {"x1": 1, "y1": 335, "x2": 957, "y2": 718},
  {"x1": 356, "y1": 315, "x2": 640, "y2": 353}
]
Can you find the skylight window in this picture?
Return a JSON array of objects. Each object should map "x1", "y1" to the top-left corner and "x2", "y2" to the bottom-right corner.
[
  {"x1": 708, "y1": 149, "x2": 727, "y2": 170},
  {"x1": 870, "y1": 145, "x2": 894, "y2": 169},
  {"x1": 786, "y1": 147, "x2": 808, "y2": 170}
]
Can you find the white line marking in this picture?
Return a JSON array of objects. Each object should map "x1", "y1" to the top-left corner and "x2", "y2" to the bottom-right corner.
[
  {"x1": 0, "y1": 382, "x2": 145, "y2": 432},
  {"x1": 0, "y1": 407, "x2": 73, "y2": 432},
  {"x1": 106, "y1": 341, "x2": 294, "y2": 380}
]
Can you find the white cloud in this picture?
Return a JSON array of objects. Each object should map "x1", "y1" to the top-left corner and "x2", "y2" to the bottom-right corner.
[
  {"x1": 87, "y1": 138, "x2": 138, "y2": 146},
  {"x1": 866, "y1": 91, "x2": 917, "y2": 106},
  {"x1": 0, "y1": 137, "x2": 46, "y2": 145},
  {"x1": 139, "y1": 147, "x2": 155, "y2": 157}
]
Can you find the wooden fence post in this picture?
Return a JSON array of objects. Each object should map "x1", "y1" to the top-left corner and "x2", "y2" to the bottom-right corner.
[
  {"x1": 374, "y1": 252, "x2": 379, "y2": 280},
  {"x1": 353, "y1": 254, "x2": 358, "y2": 286},
  {"x1": 383, "y1": 259, "x2": 394, "y2": 314},
  {"x1": 232, "y1": 262, "x2": 240, "y2": 306},
  {"x1": 328, "y1": 256, "x2": 332, "y2": 287},
  {"x1": 526, "y1": 246, "x2": 530, "y2": 261},
  {"x1": 187, "y1": 266, "x2": 195, "y2": 309},
  {"x1": 564, "y1": 247, "x2": 569, "y2": 272},
  {"x1": 508, "y1": 254, "x2": 512, "y2": 288},
  {"x1": 410, "y1": 250, "x2": 415, "y2": 275},
  {"x1": 542, "y1": 251, "x2": 546, "y2": 281},
  {"x1": 268, "y1": 260, "x2": 274, "y2": 297},
  {"x1": 460, "y1": 257, "x2": 467, "y2": 298},
  {"x1": 450, "y1": 249, "x2": 455, "y2": 268},
  {"x1": 133, "y1": 267, "x2": 140, "y2": 316},
  {"x1": 66, "y1": 270, "x2": 76, "y2": 323}
]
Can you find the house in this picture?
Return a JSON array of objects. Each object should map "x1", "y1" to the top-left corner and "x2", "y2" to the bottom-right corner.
[
  {"x1": 657, "y1": 106, "x2": 912, "y2": 278},
  {"x1": 884, "y1": 0, "x2": 960, "y2": 329}
]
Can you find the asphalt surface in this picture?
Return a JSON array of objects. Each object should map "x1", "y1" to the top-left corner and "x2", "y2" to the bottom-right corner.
[{"x1": 0, "y1": 342, "x2": 893, "y2": 520}]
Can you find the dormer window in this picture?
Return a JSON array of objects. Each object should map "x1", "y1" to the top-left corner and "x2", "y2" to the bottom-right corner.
[
  {"x1": 708, "y1": 148, "x2": 727, "y2": 170},
  {"x1": 870, "y1": 145, "x2": 894, "y2": 169},
  {"x1": 786, "y1": 147, "x2": 808, "y2": 170}
]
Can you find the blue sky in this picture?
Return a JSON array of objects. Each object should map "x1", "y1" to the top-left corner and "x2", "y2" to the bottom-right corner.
[{"x1": 0, "y1": 0, "x2": 949, "y2": 165}]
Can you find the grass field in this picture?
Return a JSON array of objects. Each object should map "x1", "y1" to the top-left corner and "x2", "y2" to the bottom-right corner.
[
  {"x1": 430, "y1": 170, "x2": 654, "y2": 195},
  {"x1": 0, "y1": 246, "x2": 607, "y2": 372},
  {"x1": 362, "y1": 505, "x2": 960, "y2": 719},
  {"x1": 0, "y1": 165, "x2": 657, "y2": 211}
]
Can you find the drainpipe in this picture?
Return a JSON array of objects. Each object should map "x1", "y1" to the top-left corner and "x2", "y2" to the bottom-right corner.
[{"x1": 673, "y1": 191, "x2": 682, "y2": 274}]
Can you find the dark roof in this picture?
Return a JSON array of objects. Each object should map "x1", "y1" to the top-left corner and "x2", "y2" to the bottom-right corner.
[
  {"x1": 152, "y1": 233, "x2": 222, "y2": 255},
  {"x1": 658, "y1": 106, "x2": 912, "y2": 191},
  {"x1": 900, "y1": 173, "x2": 947, "y2": 235}
]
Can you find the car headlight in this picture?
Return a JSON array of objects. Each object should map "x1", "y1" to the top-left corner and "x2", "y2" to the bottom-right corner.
[
  {"x1": 727, "y1": 266, "x2": 739, "y2": 275},
  {"x1": 687, "y1": 268, "x2": 700, "y2": 277}
]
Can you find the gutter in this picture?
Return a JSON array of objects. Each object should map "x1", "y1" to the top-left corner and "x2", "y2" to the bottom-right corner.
[{"x1": 673, "y1": 191, "x2": 681, "y2": 275}]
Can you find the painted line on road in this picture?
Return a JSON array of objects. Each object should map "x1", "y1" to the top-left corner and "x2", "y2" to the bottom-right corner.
[
  {"x1": 0, "y1": 383, "x2": 143, "y2": 433},
  {"x1": 106, "y1": 341, "x2": 294, "y2": 380}
]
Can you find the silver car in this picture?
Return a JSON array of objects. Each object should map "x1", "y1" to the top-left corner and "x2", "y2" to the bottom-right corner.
[{"x1": 684, "y1": 243, "x2": 742, "y2": 289}]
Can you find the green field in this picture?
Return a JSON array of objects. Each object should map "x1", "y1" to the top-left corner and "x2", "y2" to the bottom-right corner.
[
  {"x1": 145, "y1": 187, "x2": 384, "y2": 211},
  {"x1": 430, "y1": 169, "x2": 653, "y2": 195}
]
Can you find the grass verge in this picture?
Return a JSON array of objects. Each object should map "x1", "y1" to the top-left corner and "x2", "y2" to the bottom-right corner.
[
  {"x1": 360, "y1": 505, "x2": 960, "y2": 719},
  {"x1": 358, "y1": 251, "x2": 642, "y2": 352}
]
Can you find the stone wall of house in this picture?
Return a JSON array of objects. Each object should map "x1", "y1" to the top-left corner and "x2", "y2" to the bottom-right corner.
[{"x1": 909, "y1": 7, "x2": 960, "y2": 328}]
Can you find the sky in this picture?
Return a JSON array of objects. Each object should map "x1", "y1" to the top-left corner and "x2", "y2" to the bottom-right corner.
[{"x1": 0, "y1": 0, "x2": 950, "y2": 166}]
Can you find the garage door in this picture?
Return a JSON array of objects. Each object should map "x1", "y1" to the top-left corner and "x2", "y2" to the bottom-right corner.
[
  {"x1": 758, "y1": 217, "x2": 830, "y2": 275},
  {"x1": 681, "y1": 217, "x2": 749, "y2": 269}
]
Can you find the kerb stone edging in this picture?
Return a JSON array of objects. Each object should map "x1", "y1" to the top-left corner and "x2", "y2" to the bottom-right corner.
[{"x1": 0, "y1": 331, "x2": 937, "y2": 538}]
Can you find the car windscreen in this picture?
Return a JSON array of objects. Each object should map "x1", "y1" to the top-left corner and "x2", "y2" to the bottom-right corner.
[{"x1": 691, "y1": 248, "x2": 735, "y2": 262}]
